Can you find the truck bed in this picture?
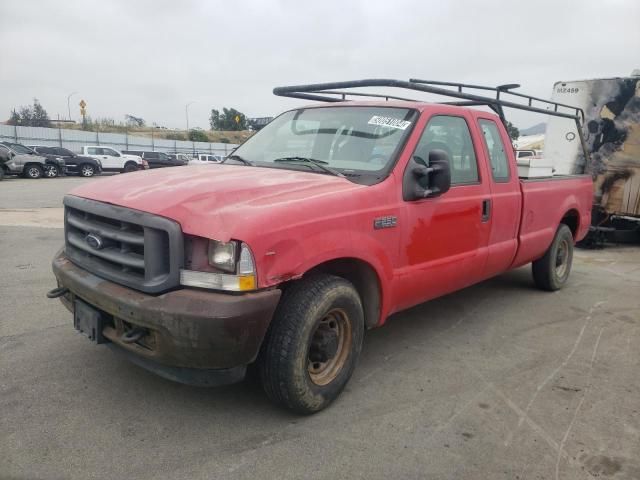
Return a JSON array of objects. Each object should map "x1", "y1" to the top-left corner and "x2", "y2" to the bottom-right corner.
[{"x1": 511, "y1": 174, "x2": 593, "y2": 268}]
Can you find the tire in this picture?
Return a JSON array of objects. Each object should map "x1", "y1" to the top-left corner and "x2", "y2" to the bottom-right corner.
[
  {"x1": 532, "y1": 224, "x2": 574, "y2": 291},
  {"x1": 123, "y1": 162, "x2": 138, "y2": 173},
  {"x1": 0, "y1": 168, "x2": 4, "y2": 181},
  {"x1": 44, "y1": 165, "x2": 59, "y2": 178},
  {"x1": 24, "y1": 164, "x2": 43, "y2": 179},
  {"x1": 80, "y1": 164, "x2": 96, "y2": 177},
  {"x1": 259, "y1": 274, "x2": 364, "y2": 414}
]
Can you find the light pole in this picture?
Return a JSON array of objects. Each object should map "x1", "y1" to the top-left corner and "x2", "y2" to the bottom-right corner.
[
  {"x1": 67, "y1": 91, "x2": 78, "y2": 121},
  {"x1": 185, "y1": 101, "x2": 195, "y2": 133}
]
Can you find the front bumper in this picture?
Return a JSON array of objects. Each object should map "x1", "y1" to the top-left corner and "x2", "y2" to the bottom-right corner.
[{"x1": 52, "y1": 250, "x2": 281, "y2": 381}]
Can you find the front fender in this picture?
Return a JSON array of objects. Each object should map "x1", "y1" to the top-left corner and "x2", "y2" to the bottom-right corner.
[{"x1": 257, "y1": 228, "x2": 395, "y2": 324}]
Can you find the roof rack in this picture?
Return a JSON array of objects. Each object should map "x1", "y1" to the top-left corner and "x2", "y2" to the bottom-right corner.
[{"x1": 273, "y1": 78, "x2": 590, "y2": 165}]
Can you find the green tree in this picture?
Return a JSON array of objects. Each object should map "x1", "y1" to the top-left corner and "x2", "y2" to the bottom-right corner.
[
  {"x1": 505, "y1": 121, "x2": 520, "y2": 141},
  {"x1": 209, "y1": 107, "x2": 247, "y2": 131},
  {"x1": 188, "y1": 129, "x2": 209, "y2": 142},
  {"x1": 7, "y1": 99, "x2": 51, "y2": 127}
]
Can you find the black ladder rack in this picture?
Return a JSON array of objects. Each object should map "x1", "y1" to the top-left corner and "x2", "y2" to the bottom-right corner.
[{"x1": 273, "y1": 78, "x2": 590, "y2": 165}]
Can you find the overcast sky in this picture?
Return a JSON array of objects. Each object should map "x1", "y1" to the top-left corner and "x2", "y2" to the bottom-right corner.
[{"x1": 1, "y1": 0, "x2": 638, "y2": 130}]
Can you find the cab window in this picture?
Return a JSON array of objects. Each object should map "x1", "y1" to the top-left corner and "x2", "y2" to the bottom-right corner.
[
  {"x1": 414, "y1": 115, "x2": 478, "y2": 184},
  {"x1": 479, "y1": 119, "x2": 510, "y2": 181}
]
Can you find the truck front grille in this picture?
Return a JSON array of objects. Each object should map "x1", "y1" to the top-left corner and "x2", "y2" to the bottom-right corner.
[{"x1": 63, "y1": 196, "x2": 183, "y2": 294}]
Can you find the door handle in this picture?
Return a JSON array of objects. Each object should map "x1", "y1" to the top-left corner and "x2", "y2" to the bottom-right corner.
[{"x1": 482, "y1": 199, "x2": 491, "y2": 222}]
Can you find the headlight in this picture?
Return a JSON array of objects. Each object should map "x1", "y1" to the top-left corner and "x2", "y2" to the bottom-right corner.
[
  {"x1": 181, "y1": 241, "x2": 257, "y2": 292},
  {"x1": 208, "y1": 240, "x2": 236, "y2": 272}
]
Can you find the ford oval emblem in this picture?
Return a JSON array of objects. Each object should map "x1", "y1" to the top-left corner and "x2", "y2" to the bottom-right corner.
[{"x1": 85, "y1": 233, "x2": 104, "y2": 250}]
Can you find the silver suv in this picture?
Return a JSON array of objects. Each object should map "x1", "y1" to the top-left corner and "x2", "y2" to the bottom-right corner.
[{"x1": 0, "y1": 142, "x2": 49, "y2": 179}]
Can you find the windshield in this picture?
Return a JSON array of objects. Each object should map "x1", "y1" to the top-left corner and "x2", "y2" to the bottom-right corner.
[
  {"x1": 6, "y1": 143, "x2": 33, "y2": 154},
  {"x1": 231, "y1": 106, "x2": 416, "y2": 181}
]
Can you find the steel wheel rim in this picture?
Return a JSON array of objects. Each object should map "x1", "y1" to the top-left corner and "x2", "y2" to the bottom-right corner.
[
  {"x1": 27, "y1": 167, "x2": 40, "y2": 178},
  {"x1": 308, "y1": 308, "x2": 352, "y2": 386},
  {"x1": 555, "y1": 239, "x2": 569, "y2": 278},
  {"x1": 82, "y1": 166, "x2": 93, "y2": 176},
  {"x1": 45, "y1": 166, "x2": 57, "y2": 177}
]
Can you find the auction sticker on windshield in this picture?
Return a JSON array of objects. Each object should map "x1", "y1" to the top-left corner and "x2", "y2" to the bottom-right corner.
[{"x1": 368, "y1": 116, "x2": 412, "y2": 130}]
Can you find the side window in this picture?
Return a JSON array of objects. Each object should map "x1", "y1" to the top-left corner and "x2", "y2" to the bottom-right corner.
[
  {"x1": 414, "y1": 115, "x2": 478, "y2": 184},
  {"x1": 87, "y1": 147, "x2": 99, "y2": 155},
  {"x1": 518, "y1": 151, "x2": 533, "y2": 158},
  {"x1": 103, "y1": 148, "x2": 119, "y2": 156},
  {"x1": 479, "y1": 119, "x2": 510, "y2": 181}
]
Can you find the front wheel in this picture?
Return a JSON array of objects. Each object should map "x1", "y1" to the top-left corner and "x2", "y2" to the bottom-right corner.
[
  {"x1": 123, "y1": 162, "x2": 138, "y2": 173},
  {"x1": 80, "y1": 164, "x2": 96, "y2": 177},
  {"x1": 44, "y1": 165, "x2": 59, "y2": 178},
  {"x1": 24, "y1": 164, "x2": 43, "y2": 179},
  {"x1": 532, "y1": 224, "x2": 574, "y2": 291},
  {"x1": 259, "y1": 274, "x2": 364, "y2": 414}
]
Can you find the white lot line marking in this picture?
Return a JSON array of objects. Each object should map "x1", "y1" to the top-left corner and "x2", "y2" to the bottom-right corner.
[
  {"x1": 0, "y1": 208, "x2": 64, "y2": 228},
  {"x1": 554, "y1": 326, "x2": 605, "y2": 480},
  {"x1": 503, "y1": 301, "x2": 606, "y2": 447}
]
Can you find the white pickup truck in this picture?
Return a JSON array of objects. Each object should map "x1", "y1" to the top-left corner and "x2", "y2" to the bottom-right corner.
[{"x1": 81, "y1": 146, "x2": 147, "y2": 173}]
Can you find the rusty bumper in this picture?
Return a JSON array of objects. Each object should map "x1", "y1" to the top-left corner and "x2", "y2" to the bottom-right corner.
[{"x1": 52, "y1": 250, "x2": 281, "y2": 383}]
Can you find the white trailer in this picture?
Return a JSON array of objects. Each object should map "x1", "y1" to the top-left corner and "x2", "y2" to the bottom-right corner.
[{"x1": 544, "y1": 71, "x2": 640, "y2": 243}]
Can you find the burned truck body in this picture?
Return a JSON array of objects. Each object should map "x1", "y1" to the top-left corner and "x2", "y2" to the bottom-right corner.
[{"x1": 544, "y1": 72, "x2": 640, "y2": 243}]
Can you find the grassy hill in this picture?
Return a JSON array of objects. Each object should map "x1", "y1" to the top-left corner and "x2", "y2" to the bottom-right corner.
[{"x1": 53, "y1": 122, "x2": 253, "y2": 144}]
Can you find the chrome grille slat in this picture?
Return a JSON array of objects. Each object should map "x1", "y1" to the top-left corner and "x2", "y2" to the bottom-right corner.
[
  {"x1": 67, "y1": 232, "x2": 145, "y2": 269},
  {"x1": 67, "y1": 212, "x2": 145, "y2": 245}
]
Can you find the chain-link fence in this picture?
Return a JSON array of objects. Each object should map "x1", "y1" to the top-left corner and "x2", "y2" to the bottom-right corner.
[{"x1": 0, "y1": 125, "x2": 237, "y2": 156}]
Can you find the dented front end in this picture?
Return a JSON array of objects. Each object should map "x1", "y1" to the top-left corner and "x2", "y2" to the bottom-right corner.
[{"x1": 52, "y1": 250, "x2": 281, "y2": 385}]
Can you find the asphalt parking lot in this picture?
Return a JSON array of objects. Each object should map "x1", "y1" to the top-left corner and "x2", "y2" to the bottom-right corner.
[{"x1": 1, "y1": 176, "x2": 639, "y2": 480}]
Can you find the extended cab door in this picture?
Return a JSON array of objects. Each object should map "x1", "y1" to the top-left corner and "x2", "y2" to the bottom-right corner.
[
  {"x1": 475, "y1": 116, "x2": 522, "y2": 277},
  {"x1": 394, "y1": 113, "x2": 492, "y2": 311},
  {"x1": 99, "y1": 147, "x2": 124, "y2": 169}
]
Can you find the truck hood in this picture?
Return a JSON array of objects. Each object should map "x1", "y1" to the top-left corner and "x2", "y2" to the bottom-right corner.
[{"x1": 68, "y1": 165, "x2": 364, "y2": 240}]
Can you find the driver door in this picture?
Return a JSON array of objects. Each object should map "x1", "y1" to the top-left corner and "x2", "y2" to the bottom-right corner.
[{"x1": 394, "y1": 113, "x2": 492, "y2": 311}]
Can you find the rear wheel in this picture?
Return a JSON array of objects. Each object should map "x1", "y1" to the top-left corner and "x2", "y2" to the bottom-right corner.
[
  {"x1": 80, "y1": 164, "x2": 96, "y2": 177},
  {"x1": 24, "y1": 164, "x2": 43, "y2": 179},
  {"x1": 259, "y1": 274, "x2": 364, "y2": 414},
  {"x1": 44, "y1": 165, "x2": 59, "y2": 178},
  {"x1": 123, "y1": 162, "x2": 138, "y2": 173},
  {"x1": 532, "y1": 224, "x2": 574, "y2": 291}
]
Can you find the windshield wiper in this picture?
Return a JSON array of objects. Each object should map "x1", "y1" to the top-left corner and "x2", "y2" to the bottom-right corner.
[
  {"x1": 223, "y1": 154, "x2": 254, "y2": 166},
  {"x1": 273, "y1": 157, "x2": 344, "y2": 177}
]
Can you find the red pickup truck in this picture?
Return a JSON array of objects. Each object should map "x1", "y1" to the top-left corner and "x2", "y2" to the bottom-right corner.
[{"x1": 50, "y1": 79, "x2": 593, "y2": 414}]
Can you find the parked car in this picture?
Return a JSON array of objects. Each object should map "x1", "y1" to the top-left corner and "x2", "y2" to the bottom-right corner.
[
  {"x1": 515, "y1": 149, "x2": 542, "y2": 159},
  {"x1": 122, "y1": 151, "x2": 184, "y2": 168},
  {"x1": 0, "y1": 142, "x2": 50, "y2": 179},
  {"x1": 29, "y1": 146, "x2": 102, "y2": 177},
  {"x1": 188, "y1": 153, "x2": 224, "y2": 165},
  {"x1": 50, "y1": 78, "x2": 593, "y2": 414},
  {"x1": 81, "y1": 146, "x2": 147, "y2": 173},
  {"x1": 168, "y1": 153, "x2": 191, "y2": 165}
]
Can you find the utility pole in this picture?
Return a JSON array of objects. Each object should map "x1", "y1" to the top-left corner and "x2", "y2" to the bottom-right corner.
[
  {"x1": 67, "y1": 91, "x2": 78, "y2": 121},
  {"x1": 185, "y1": 101, "x2": 195, "y2": 133}
]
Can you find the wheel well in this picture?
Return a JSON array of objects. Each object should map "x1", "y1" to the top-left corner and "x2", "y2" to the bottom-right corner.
[
  {"x1": 305, "y1": 258, "x2": 381, "y2": 329},
  {"x1": 561, "y1": 210, "x2": 580, "y2": 238}
]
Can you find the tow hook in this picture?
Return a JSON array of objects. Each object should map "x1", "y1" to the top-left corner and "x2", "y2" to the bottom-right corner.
[
  {"x1": 46, "y1": 286, "x2": 69, "y2": 299},
  {"x1": 121, "y1": 328, "x2": 148, "y2": 344}
]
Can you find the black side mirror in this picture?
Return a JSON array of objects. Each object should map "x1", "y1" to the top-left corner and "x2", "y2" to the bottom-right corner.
[{"x1": 402, "y1": 149, "x2": 451, "y2": 201}]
